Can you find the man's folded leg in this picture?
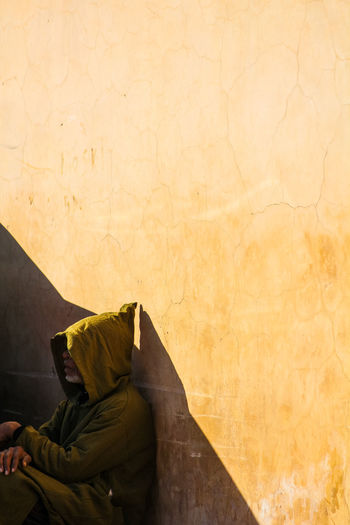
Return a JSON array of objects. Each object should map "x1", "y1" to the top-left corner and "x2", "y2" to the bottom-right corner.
[
  {"x1": 0, "y1": 463, "x2": 115, "y2": 525},
  {"x1": 0, "y1": 468, "x2": 39, "y2": 525}
]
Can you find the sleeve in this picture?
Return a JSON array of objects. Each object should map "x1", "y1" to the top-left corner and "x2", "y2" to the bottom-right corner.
[
  {"x1": 38, "y1": 400, "x2": 68, "y2": 442},
  {"x1": 12, "y1": 426, "x2": 25, "y2": 441},
  {"x1": 14, "y1": 402, "x2": 128, "y2": 484}
]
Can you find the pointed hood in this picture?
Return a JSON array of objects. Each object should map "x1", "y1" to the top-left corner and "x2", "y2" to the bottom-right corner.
[{"x1": 51, "y1": 303, "x2": 137, "y2": 405}]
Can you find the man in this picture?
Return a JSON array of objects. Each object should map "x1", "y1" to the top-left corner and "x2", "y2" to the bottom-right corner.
[{"x1": 0, "y1": 303, "x2": 155, "y2": 525}]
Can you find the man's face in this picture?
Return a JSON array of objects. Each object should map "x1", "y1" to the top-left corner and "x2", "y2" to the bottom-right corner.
[{"x1": 62, "y1": 350, "x2": 83, "y2": 384}]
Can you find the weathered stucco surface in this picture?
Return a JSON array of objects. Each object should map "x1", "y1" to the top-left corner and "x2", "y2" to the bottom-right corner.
[{"x1": 0, "y1": 1, "x2": 349, "y2": 523}]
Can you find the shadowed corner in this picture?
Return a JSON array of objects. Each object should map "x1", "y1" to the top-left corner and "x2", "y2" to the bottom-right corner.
[
  {"x1": 132, "y1": 306, "x2": 259, "y2": 525},
  {"x1": 0, "y1": 224, "x2": 95, "y2": 426}
]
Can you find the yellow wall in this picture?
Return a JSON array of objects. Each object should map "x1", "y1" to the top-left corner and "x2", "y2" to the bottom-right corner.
[{"x1": 1, "y1": 1, "x2": 349, "y2": 523}]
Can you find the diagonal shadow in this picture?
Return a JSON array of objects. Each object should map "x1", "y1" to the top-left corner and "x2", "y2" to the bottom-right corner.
[
  {"x1": 133, "y1": 306, "x2": 259, "y2": 525},
  {"x1": 0, "y1": 224, "x2": 258, "y2": 523},
  {"x1": 0, "y1": 224, "x2": 95, "y2": 426}
]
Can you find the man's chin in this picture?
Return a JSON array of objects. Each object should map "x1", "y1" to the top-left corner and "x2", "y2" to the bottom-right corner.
[{"x1": 65, "y1": 375, "x2": 83, "y2": 384}]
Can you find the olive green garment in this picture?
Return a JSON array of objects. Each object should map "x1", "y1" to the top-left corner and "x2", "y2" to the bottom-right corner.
[{"x1": 0, "y1": 303, "x2": 155, "y2": 525}]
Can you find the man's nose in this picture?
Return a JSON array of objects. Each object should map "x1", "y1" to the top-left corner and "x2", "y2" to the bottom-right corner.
[{"x1": 62, "y1": 350, "x2": 70, "y2": 360}]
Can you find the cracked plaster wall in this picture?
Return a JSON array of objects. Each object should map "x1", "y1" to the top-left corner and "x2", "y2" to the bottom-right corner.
[{"x1": 0, "y1": 1, "x2": 349, "y2": 523}]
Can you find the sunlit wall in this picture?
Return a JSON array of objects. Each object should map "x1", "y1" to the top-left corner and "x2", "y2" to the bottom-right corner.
[{"x1": 1, "y1": 1, "x2": 349, "y2": 523}]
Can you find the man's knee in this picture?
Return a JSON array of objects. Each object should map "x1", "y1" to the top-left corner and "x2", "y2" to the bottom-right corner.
[
  {"x1": 0, "y1": 468, "x2": 25, "y2": 496},
  {"x1": 0, "y1": 469, "x2": 38, "y2": 524}
]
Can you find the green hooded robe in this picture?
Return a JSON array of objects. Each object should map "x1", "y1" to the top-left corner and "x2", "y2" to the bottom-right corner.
[{"x1": 0, "y1": 303, "x2": 155, "y2": 525}]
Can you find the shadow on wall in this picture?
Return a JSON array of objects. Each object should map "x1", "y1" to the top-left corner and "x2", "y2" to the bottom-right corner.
[
  {"x1": 0, "y1": 224, "x2": 258, "y2": 524},
  {"x1": 0, "y1": 224, "x2": 95, "y2": 426},
  {"x1": 133, "y1": 307, "x2": 259, "y2": 525}
]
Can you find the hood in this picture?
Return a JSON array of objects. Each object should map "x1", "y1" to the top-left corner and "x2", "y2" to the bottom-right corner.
[{"x1": 51, "y1": 303, "x2": 137, "y2": 405}]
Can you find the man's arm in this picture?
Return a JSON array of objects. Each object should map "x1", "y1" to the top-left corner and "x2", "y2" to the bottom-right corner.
[
  {"x1": 0, "y1": 400, "x2": 66, "y2": 475},
  {"x1": 0, "y1": 401, "x2": 67, "y2": 445},
  {"x1": 0, "y1": 421, "x2": 22, "y2": 444},
  {"x1": 14, "y1": 401, "x2": 129, "y2": 484},
  {"x1": 0, "y1": 422, "x2": 31, "y2": 475}
]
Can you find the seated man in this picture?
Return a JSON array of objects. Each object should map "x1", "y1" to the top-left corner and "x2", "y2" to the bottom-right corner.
[{"x1": 0, "y1": 303, "x2": 155, "y2": 525}]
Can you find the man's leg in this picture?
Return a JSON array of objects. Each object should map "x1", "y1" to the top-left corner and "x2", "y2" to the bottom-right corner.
[{"x1": 0, "y1": 469, "x2": 39, "y2": 525}]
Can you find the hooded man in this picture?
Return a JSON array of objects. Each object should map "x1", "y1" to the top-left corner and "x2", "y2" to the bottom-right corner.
[{"x1": 0, "y1": 303, "x2": 155, "y2": 525}]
